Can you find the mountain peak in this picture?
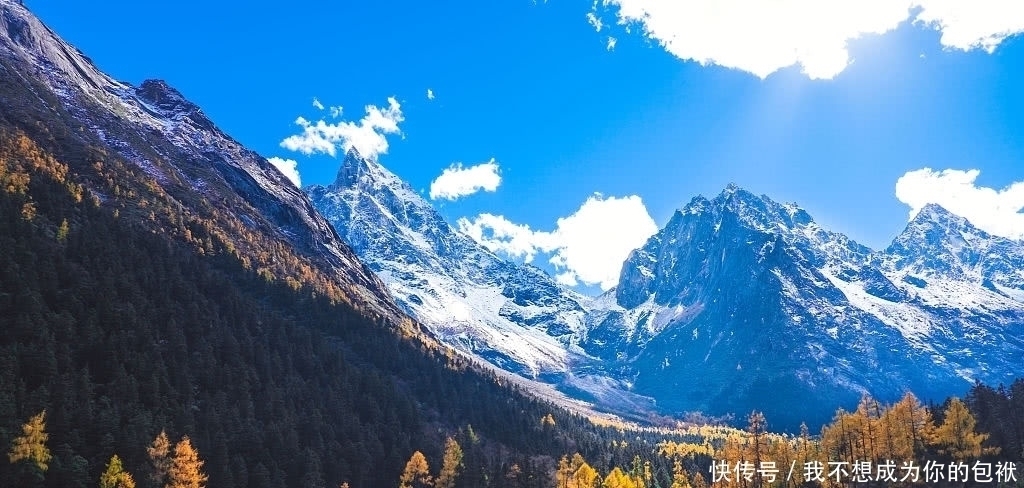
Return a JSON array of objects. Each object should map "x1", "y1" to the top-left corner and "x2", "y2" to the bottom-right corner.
[
  {"x1": 912, "y1": 203, "x2": 964, "y2": 225},
  {"x1": 333, "y1": 148, "x2": 375, "y2": 188},
  {"x1": 714, "y1": 183, "x2": 764, "y2": 207},
  {"x1": 136, "y1": 79, "x2": 200, "y2": 114}
]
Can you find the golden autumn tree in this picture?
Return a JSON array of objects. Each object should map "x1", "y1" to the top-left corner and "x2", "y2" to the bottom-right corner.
[
  {"x1": 99, "y1": 454, "x2": 136, "y2": 488},
  {"x1": 669, "y1": 459, "x2": 691, "y2": 488},
  {"x1": 399, "y1": 451, "x2": 433, "y2": 488},
  {"x1": 888, "y1": 392, "x2": 935, "y2": 460},
  {"x1": 603, "y1": 467, "x2": 637, "y2": 488},
  {"x1": 718, "y1": 433, "x2": 748, "y2": 488},
  {"x1": 746, "y1": 411, "x2": 769, "y2": 488},
  {"x1": 435, "y1": 437, "x2": 463, "y2": 488},
  {"x1": 8, "y1": 410, "x2": 52, "y2": 482},
  {"x1": 147, "y1": 430, "x2": 172, "y2": 487},
  {"x1": 854, "y1": 396, "x2": 883, "y2": 461},
  {"x1": 556, "y1": 453, "x2": 599, "y2": 488},
  {"x1": 821, "y1": 408, "x2": 860, "y2": 467},
  {"x1": 167, "y1": 436, "x2": 207, "y2": 488},
  {"x1": 794, "y1": 422, "x2": 818, "y2": 468},
  {"x1": 932, "y1": 398, "x2": 991, "y2": 460}
]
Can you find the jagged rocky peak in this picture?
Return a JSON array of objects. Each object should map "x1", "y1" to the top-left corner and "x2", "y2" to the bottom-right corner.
[
  {"x1": 711, "y1": 183, "x2": 815, "y2": 231},
  {"x1": 333, "y1": 148, "x2": 375, "y2": 188},
  {"x1": 882, "y1": 203, "x2": 1024, "y2": 288},
  {"x1": 136, "y1": 79, "x2": 200, "y2": 114}
]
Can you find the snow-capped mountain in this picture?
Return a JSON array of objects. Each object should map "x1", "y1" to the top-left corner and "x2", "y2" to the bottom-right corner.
[
  {"x1": 306, "y1": 151, "x2": 593, "y2": 378},
  {"x1": 590, "y1": 186, "x2": 1024, "y2": 429},
  {"x1": 0, "y1": 0, "x2": 402, "y2": 319}
]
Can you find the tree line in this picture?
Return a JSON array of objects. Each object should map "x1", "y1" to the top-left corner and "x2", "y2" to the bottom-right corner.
[{"x1": 2, "y1": 70, "x2": 1023, "y2": 488}]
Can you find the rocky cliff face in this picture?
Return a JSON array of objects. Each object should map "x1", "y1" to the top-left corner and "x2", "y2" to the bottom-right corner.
[
  {"x1": 306, "y1": 151, "x2": 593, "y2": 378},
  {"x1": 0, "y1": 0, "x2": 402, "y2": 320},
  {"x1": 587, "y1": 186, "x2": 1024, "y2": 429}
]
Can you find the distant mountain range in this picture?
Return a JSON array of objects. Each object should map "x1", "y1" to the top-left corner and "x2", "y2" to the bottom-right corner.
[
  {"x1": 6, "y1": 0, "x2": 1019, "y2": 432},
  {"x1": 594, "y1": 186, "x2": 1024, "y2": 428},
  {"x1": 308, "y1": 154, "x2": 1024, "y2": 429}
]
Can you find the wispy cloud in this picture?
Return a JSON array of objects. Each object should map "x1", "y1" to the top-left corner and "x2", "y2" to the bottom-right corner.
[
  {"x1": 427, "y1": 88, "x2": 435, "y2": 100},
  {"x1": 588, "y1": 1, "x2": 1024, "y2": 80},
  {"x1": 312, "y1": 97, "x2": 324, "y2": 110},
  {"x1": 280, "y1": 97, "x2": 404, "y2": 160},
  {"x1": 267, "y1": 157, "x2": 301, "y2": 187},
  {"x1": 458, "y1": 194, "x2": 658, "y2": 290},
  {"x1": 429, "y1": 159, "x2": 502, "y2": 200},
  {"x1": 896, "y1": 168, "x2": 1024, "y2": 239}
]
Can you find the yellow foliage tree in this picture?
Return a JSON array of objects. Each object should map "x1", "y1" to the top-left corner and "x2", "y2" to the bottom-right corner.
[
  {"x1": 603, "y1": 467, "x2": 637, "y2": 488},
  {"x1": 435, "y1": 438, "x2": 463, "y2": 488},
  {"x1": 556, "y1": 453, "x2": 599, "y2": 488},
  {"x1": 147, "y1": 430, "x2": 172, "y2": 487},
  {"x1": 399, "y1": 451, "x2": 433, "y2": 488},
  {"x1": 8, "y1": 410, "x2": 52, "y2": 476},
  {"x1": 167, "y1": 436, "x2": 208, "y2": 488},
  {"x1": 99, "y1": 454, "x2": 136, "y2": 488},
  {"x1": 932, "y1": 397, "x2": 990, "y2": 460},
  {"x1": 670, "y1": 459, "x2": 691, "y2": 488}
]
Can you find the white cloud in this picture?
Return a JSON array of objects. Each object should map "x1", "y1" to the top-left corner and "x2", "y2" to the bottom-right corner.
[
  {"x1": 427, "y1": 88, "x2": 435, "y2": 100},
  {"x1": 915, "y1": 0, "x2": 1024, "y2": 53},
  {"x1": 457, "y1": 194, "x2": 658, "y2": 290},
  {"x1": 329, "y1": 106, "x2": 343, "y2": 118},
  {"x1": 458, "y1": 213, "x2": 555, "y2": 262},
  {"x1": 429, "y1": 159, "x2": 502, "y2": 200},
  {"x1": 280, "y1": 97, "x2": 404, "y2": 160},
  {"x1": 267, "y1": 157, "x2": 301, "y2": 187},
  {"x1": 587, "y1": 11, "x2": 604, "y2": 32},
  {"x1": 895, "y1": 168, "x2": 1024, "y2": 239},
  {"x1": 312, "y1": 97, "x2": 324, "y2": 110},
  {"x1": 607, "y1": 36, "x2": 618, "y2": 51},
  {"x1": 590, "y1": 0, "x2": 1024, "y2": 80}
]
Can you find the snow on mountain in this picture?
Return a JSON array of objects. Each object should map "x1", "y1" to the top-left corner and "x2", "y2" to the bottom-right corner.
[
  {"x1": 593, "y1": 186, "x2": 1024, "y2": 429},
  {"x1": 0, "y1": 0, "x2": 401, "y2": 318},
  {"x1": 305, "y1": 153, "x2": 1024, "y2": 428},
  {"x1": 306, "y1": 151, "x2": 594, "y2": 378}
]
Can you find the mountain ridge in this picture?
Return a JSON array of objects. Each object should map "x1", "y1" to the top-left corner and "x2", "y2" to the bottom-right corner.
[
  {"x1": 305, "y1": 144, "x2": 1024, "y2": 429},
  {"x1": 1, "y1": 0, "x2": 403, "y2": 321},
  {"x1": 593, "y1": 186, "x2": 1024, "y2": 428},
  {"x1": 306, "y1": 149, "x2": 595, "y2": 379}
]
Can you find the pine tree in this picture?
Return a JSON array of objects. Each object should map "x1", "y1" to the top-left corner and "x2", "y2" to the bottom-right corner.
[
  {"x1": 56, "y1": 218, "x2": 69, "y2": 242},
  {"x1": 100, "y1": 455, "x2": 136, "y2": 488},
  {"x1": 147, "y1": 430, "x2": 171, "y2": 487},
  {"x1": 8, "y1": 410, "x2": 52, "y2": 478},
  {"x1": 435, "y1": 437, "x2": 463, "y2": 488},
  {"x1": 166, "y1": 436, "x2": 207, "y2": 488},
  {"x1": 670, "y1": 459, "x2": 691, "y2": 488},
  {"x1": 399, "y1": 451, "x2": 432, "y2": 488}
]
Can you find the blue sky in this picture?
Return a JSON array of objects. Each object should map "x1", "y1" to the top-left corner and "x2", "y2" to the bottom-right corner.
[{"x1": 28, "y1": 0, "x2": 1024, "y2": 292}]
